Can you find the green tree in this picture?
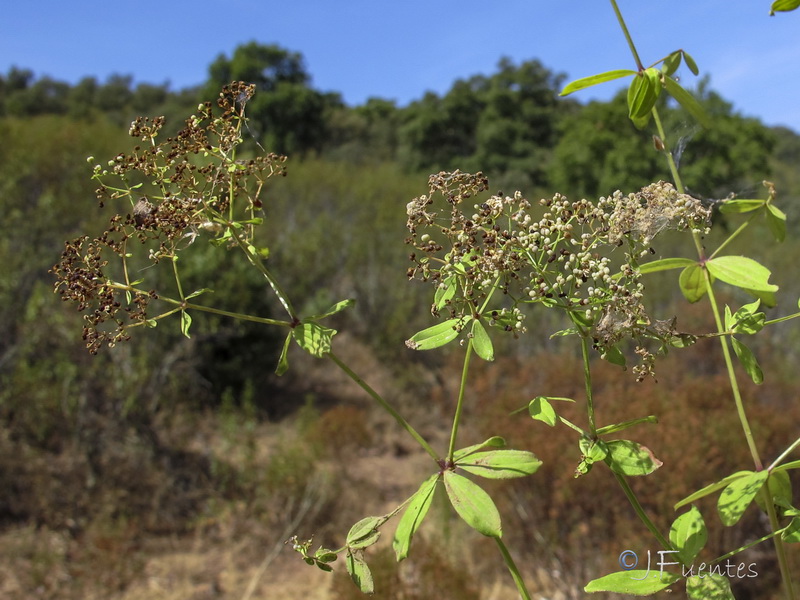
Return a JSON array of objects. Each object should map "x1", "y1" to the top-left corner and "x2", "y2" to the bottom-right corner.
[{"x1": 204, "y1": 42, "x2": 335, "y2": 154}]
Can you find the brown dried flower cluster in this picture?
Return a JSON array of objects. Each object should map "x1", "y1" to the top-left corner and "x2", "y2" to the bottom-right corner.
[
  {"x1": 53, "y1": 82, "x2": 287, "y2": 353},
  {"x1": 406, "y1": 172, "x2": 710, "y2": 377}
]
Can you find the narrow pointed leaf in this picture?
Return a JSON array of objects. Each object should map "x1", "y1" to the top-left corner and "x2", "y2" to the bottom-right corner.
[
  {"x1": 434, "y1": 275, "x2": 456, "y2": 310},
  {"x1": 638, "y1": 257, "x2": 695, "y2": 274},
  {"x1": 679, "y1": 264, "x2": 708, "y2": 303},
  {"x1": 675, "y1": 471, "x2": 751, "y2": 510},
  {"x1": 774, "y1": 459, "x2": 800, "y2": 473},
  {"x1": 560, "y1": 69, "x2": 636, "y2": 96},
  {"x1": 443, "y1": 471, "x2": 502, "y2": 537},
  {"x1": 663, "y1": 76, "x2": 710, "y2": 128},
  {"x1": 662, "y1": 52, "x2": 682, "y2": 76},
  {"x1": 730, "y1": 337, "x2": 764, "y2": 384},
  {"x1": 585, "y1": 570, "x2": 680, "y2": 595},
  {"x1": 686, "y1": 574, "x2": 734, "y2": 599},
  {"x1": 453, "y1": 436, "x2": 506, "y2": 461},
  {"x1": 471, "y1": 318, "x2": 494, "y2": 361},
  {"x1": 293, "y1": 322, "x2": 336, "y2": 357},
  {"x1": 275, "y1": 331, "x2": 292, "y2": 376},
  {"x1": 180, "y1": 310, "x2": 192, "y2": 338},
  {"x1": 307, "y1": 298, "x2": 355, "y2": 320},
  {"x1": 766, "y1": 203, "x2": 787, "y2": 242},
  {"x1": 706, "y1": 256, "x2": 778, "y2": 293},
  {"x1": 596, "y1": 415, "x2": 658, "y2": 436},
  {"x1": 627, "y1": 68, "x2": 661, "y2": 122},
  {"x1": 717, "y1": 470, "x2": 769, "y2": 526},
  {"x1": 670, "y1": 507, "x2": 708, "y2": 564},
  {"x1": 604, "y1": 440, "x2": 662, "y2": 476},
  {"x1": 346, "y1": 552, "x2": 374, "y2": 594},
  {"x1": 346, "y1": 516, "x2": 383, "y2": 548},
  {"x1": 718, "y1": 199, "x2": 764, "y2": 214},
  {"x1": 393, "y1": 474, "x2": 438, "y2": 561},
  {"x1": 406, "y1": 318, "x2": 462, "y2": 350},
  {"x1": 457, "y1": 450, "x2": 542, "y2": 479}
]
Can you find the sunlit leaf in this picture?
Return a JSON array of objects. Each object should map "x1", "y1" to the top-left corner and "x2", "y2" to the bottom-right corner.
[
  {"x1": 662, "y1": 51, "x2": 682, "y2": 76},
  {"x1": 675, "y1": 471, "x2": 751, "y2": 510},
  {"x1": 663, "y1": 76, "x2": 710, "y2": 128},
  {"x1": 686, "y1": 574, "x2": 734, "y2": 599},
  {"x1": 393, "y1": 474, "x2": 438, "y2": 561},
  {"x1": 453, "y1": 436, "x2": 506, "y2": 461},
  {"x1": 443, "y1": 471, "x2": 502, "y2": 537},
  {"x1": 605, "y1": 440, "x2": 662, "y2": 476},
  {"x1": 346, "y1": 551, "x2": 374, "y2": 594},
  {"x1": 406, "y1": 318, "x2": 462, "y2": 350},
  {"x1": 766, "y1": 203, "x2": 787, "y2": 242},
  {"x1": 717, "y1": 470, "x2": 769, "y2": 526},
  {"x1": 682, "y1": 51, "x2": 700, "y2": 75},
  {"x1": 755, "y1": 470, "x2": 792, "y2": 513},
  {"x1": 596, "y1": 416, "x2": 658, "y2": 436},
  {"x1": 706, "y1": 256, "x2": 778, "y2": 293},
  {"x1": 670, "y1": 507, "x2": 708, "y2": 564},
  {"x1": 627, "y1": 68, "x2": 661, "y2": 125},
  {"x1": 457, "y1": 449, "x2": 542, "y2": 479},
  {"x1": 434, "y1": 275, "x2": 456, "y2": 310},
  {"x1": 584, "y1": 570, "x2": 680, "y2": 595},
  {"x1": 471, "y1": 318, "x2": 494, "y2": 361},
  {"x1": 275, "y1": 331, "x2": 292, "y2": 376},
  {"x1": 293, "y1": 322, "x2": 336, "y2": 357},
  {"x1": 560, "y1": 69, "x2": 636, "y2": 96},
  {"x1": 307, "y1": 298, "x2": 355, "y2": 320},
  {"x1": 638, "y1": 257, "x2": 695, "y2": 274},
  {"x1": 718, "y1": 199, "x2": 764, "y2": 214},
  {"x1": 771, "y1": 0, "x2": 800, "y2": 15},
  {"x1": 346, "y1": 516, "x2": 383, "y2": 549},
  {"x1": 180, "y1": 310, "x2": 192, "y2": 338},
  {"x1": 529, "y1": 396, "x2": 557, "y2": 427}
]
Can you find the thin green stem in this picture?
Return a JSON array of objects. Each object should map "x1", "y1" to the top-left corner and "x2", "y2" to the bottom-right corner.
[
  {"x1": 495, "y1": 537, "x2": 532, "y2": 600},
  {"x1": 609, "y1": 0, "x2": 644, "y2": 69},
  {"x1": 327, "y1": 351, "x2": 439, "y2": 462},
  {"x1": 448, "y1": 341, "x2": 474, "y2": 463},
  {"x1": 700, "y1": 270, "x2": 763, "y2": 470},
  {"x1": 708, "y1": 213, "x2": 758, "y2": 260},
  {"x1": 581, "y1": 336, "x2": 597, "y2": 435},
  {"x1": 612, "y1": 472, "x2": 672, "y2": 552},
  {"x1": 765, "y1": 311, "x2": 800, "y2": 326},
  {"x1": 764, "y1": 488, "x2": 796, "y2": 600},
  {"x1": 769, "y1": 436, "x2": 800, "y2": 471}
]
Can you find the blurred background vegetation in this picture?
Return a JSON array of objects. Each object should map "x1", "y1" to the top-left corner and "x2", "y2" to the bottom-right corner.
[{"x1": 1, "y1": 43, "x2": 798, "y2": 598}]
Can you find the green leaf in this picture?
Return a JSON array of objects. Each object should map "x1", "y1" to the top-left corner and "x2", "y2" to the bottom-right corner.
[
  {"x1": 682, "y1": 51, "x2": 700, "y2": 76},
  {"x1": 528, "y1": 396, "x2": 557, "y2": 427},
  {"x1": 453, "y1": 436, "x2": 506, "y2": 461},
  {"x1": 661, "y1": 52, "x2": 682, "y2": 76},
  {"x1": 775, "y1": 459, "x2": 800, "y2": 473},
  {"x1": 596, "y1": 416, "x2": 658, "y2": 436},
  {"x1": 705, "y1": 256, "x2": 778, "y2": 293},
  {"x1": 393, "y1": 474, "x2": 438, "y2": 561},
  {"x1": 675, "y1": 471, "x2": 751, "y2": 510},
  {"x1": 406, "y1": 318, "x2": 462, "y2": 350},
  {"x1": 638, "y1": 257, "x2": 696, "y2": 274},
  {"x1": 718, "y1": 198, "x2": 764, "y2": 214},
  {"x1": 434, "y1": 275, "x2": 456, "y2": 310},
  {"x1": 726, "y1": 300, "x2": 765, "y2": 335},
  {"x1": 601, "y1": 344, "x2": 626, "y2": 367},
  {"x1": 293, "y1": 322, "x2": 336, "y2": 357},
  {"x1": 560, "y1": 69, "x2": 637, "y2": 96},
  {"x1": 755, "y1": 470, "x2": 792, "y2": 513},
  {"x1": 346, "y1": 516, "x2": 383, "y2": 549},
  {"x1": 718, "y1": 470, "x2": 769, "y2": 526},
  {"x1": 686, "y1": 574, "x2": 734, "y2": 599},
  {"x1": 345, "y1": 551, "x2": 374, "y2": 594},
  {"x1": 584, "y1": 570, "x2": 680, "y2": 595},
  {"x1": 307, "y1": 298, "x2": 355, "y2": 320},
  {"x1": 443, "y1": 471, "x2": 502, "y2": 537},
  {"x1": 771, "y1": 0, "x2": 800, "y2": 15},
  {"x1": 679, "y1": 264, "x2": 708, "y2": 303},
  {"x1": 275, "y1": 331, "x2": 292, "y2": 376},
  {"x1": 782, "y1": 517, "x2": 800, "y2": 542},
  {"x1": 580, "y1": 437, "x2": 609, "y2": 463},
  {"x1": 180, "y1": 310, "x2": 192, "y2": 338},
  {"x1": 627, "y1": 68, "x2": 661, "y2": 124},
  {"x1": 670, "y1": 507, "x2": 708, "y2": 564},
  {"x1": 730, "y1": 337, "x2": 764, "y2": 384},
  {"x1": 185, "y1": 287, "x2": 214, "y2": 300},
  {"x1": 766, "y1": 203, "x2": 787, "y2": 242},
  {"x1": 663, "y1": 76, "x2": 710, "y2": 128},
  {"x1": 456, "y1": 450, "x2": 542, "y2": 479},
  {"x1": 471, "y1": 318, "x2": 494, "y2": 361},
  {"x1": 604, "y1": 440, "x2": 663, "y2": 476}
]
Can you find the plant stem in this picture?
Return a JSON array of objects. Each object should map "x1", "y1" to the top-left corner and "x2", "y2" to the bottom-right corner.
[
  {"x1": 448, "y1": 341, "x2": 474, "y2": 463},
  {"x1": 327, "y1": 351, "x2": 439, "y2": 462},
  {"x1": 612, "y1": 472, "x2": 672, "y2": 552},
  {"x1": 581, "y1": 336, "x2": 597, "y2": 435},
  {"x1": 495, "y1": 537, "x2": 532, "y2": 600},
  {"x1": 609, "y1": 0, "x2": 643, "y2": 70},
  {"x1": 769, "y1": 436, "x2": 800, "y2": 471}
]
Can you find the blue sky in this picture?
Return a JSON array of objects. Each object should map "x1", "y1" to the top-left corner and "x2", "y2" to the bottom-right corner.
[{"x1": 3, "y1": 1, "x2": 799, "y2": 131}]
